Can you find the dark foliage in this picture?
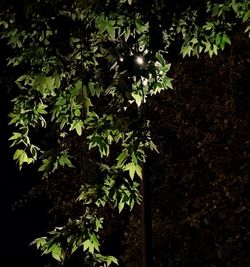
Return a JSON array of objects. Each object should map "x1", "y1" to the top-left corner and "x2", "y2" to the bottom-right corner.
[{"x1": 121, "y1": 32, "x2": 250, "y2": 267}]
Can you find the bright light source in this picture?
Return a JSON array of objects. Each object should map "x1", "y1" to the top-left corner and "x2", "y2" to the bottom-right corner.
[
  {"x1": 135, "y1": 55, "x2": 144, "y2": 65},
  {"x1": 119, "y1": 57, "x2": 124, "y2": 62},
  {"x1": 142, "y1": 78, "x2": 148, "y2": 86}
]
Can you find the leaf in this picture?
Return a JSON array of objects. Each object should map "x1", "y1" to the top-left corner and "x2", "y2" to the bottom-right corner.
[
  {"x1": 36, "y1": 103, "x2": 48, "y2": 115},
  {"x1": 118, "y1": 201, "x2": 125, "y2": 213},
  {"x1": 222, "y1": 33, "x2": 231, "y2": 45},
  {"x1": 83, "y1": 239, "x2": 91, "y2": 251},
  {"x1": 30, "y1": 237, "x2": 47, "y2": 249},
  {"x1": 59, "y1": 153, "x2": 74, "y2": 168},
  {"x1": 132, "y1": 92, "x2": 142, "y2": 107},
  {"x1": 243, "y1": 10, "x2": 250, "y2": 22},
  {"x1": 215, "y1": 33, "x2": 221, "y2": 46},
  {"x1": 116, "y1": 151, "x2": 128, "y2": 167},
  {"x1": 244, "y1": 24, "x2": 250, "y2": 32},
  {"x1": 71, "y1": 120, "x2": 83, "y2": 136},
  {"x1": 124, "y1": 162, "x2": 142, "y2": 180},
  {"x1": 155, "y1": 52, "x2": 165, "y2": 66},
  {"x1": 127, "y1": 0, "x2": 132, "y2": 5},
  {"x1": 135, "y1": 164, "x2": 142, "y2": 179},
  {"x1": 107, "y1": 255, "x2": 119, "y2": 266},
  {"x1": 60, "y1": 117, "x2": 68, "y2": 130},
  {"x1": 203, "y1": 22, "x2": 214, "y2": 31},
  {"x1": 30, "y1": 144, "x2": 39, "y2": 159},
  {"x1": 13, "y1": 149, "x2": 28, "y2": 167},
  {"x1": 90, "y1": 233, "x2": 100, "y2": 252},
  {"x1": 149, "y1": 140, "x2": 159, "y2": 153},
  {"x1": 231, "y1": 0, "x2": 238, "y2": 13},
  {"x1": 129, "y1": 198, "x2": 135, "y2": 210},
  {"x1": 95, "y1": 218, "x2": 103, "y2": 231},
  {"x1": 97, "y1": 15, "x2": 107, "y2": 33},
  {"x1": 181, "y1": 44, "x2": 193, "y2": 57},
  {"x1": 51, "y1": 244, "x2": 63, "y2": 262},
  {"x1": 54, "y1": 75, "x2": 61, "y2": 88},
  {"x1": 89, "y1": 135, "x2": 110, "y2": 157},
  {"x1": 213, "y1": 44, "x2": 218, "y2": 55},
  {"x1": 124, "y1": 28, "x2": 130, "y2": 41},
  {"x1": 88, "y1": 82, "x2": 96, "y2": 96},
  {"x1": 74, "y1": 109, "x2": 81, "y2": 117},
  {"x1": 71, "y1": 243, "x2": 78, "y2": 254},
  {"x1": 38, "y1": 158, "x2": 51, "y2": 172},
  {"x1": 83, "y1": 239, "x2": 95, "y2": 253},
  {"x1": 9, "y1": 132, "x2": 22, "y2": 141},
  {"x1": 106, "y1": 23, "x2": 116, "y2": 40},
  {"x1": 84, "y1": 96, "x2": 93, "y2": 113},
  {"x1": 163, "y1": 77, "x2": 173, "y2": 89},
  {"x1": 15, "y1": 74, "x2": 27, "y2": 84},
  {"x1": 45, "y1": 77, "x2": 55, "y2": 91},
  {"x1": 13, "y1": 149, "x2": 24, "y2": 160}
]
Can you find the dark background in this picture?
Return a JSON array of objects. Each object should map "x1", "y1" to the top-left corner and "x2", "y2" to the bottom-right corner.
[{"x1": 0, "y1": 58, "x2": 45, "y2": 265}]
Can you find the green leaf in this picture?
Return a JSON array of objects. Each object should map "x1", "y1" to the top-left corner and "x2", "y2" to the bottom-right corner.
[
  {"x1": 116, "y1": 151, "x2": 128, "y2": 167},
  {"x1": 231, "y1": 0, "x2": 238, "y2": 13},
  {"x1": 88, "y1": 82, "x2": 94, "y2": 94},
  {"x1": 83, "y1": 239, "x2": 91, "y2": 251},
  {"x1": 163, "y1": 77, "x2": 173, "y2": 89},
  {"x1": 181, "y1": 44, "x2": 193, "y2": 57},
  {"x1": 95, "y1": 218, "x2": 103, "y2": 231},
  {"x1": 90, "y1": 233, "x2": 100, "y2": 252},
  {"x1": 45, "y1": 77, "x2": 55, "y2": 91},
  {"x1": 107, "y1": 255, "x2": 119, "y2": 266},
  {"x1": 13, "y1": 149, "x2": 29, "y2": 167},
  {"x1": 74, "y1": 109, "x2": 81, "y2": 117},
  {"x1": 106, "y1": 23, "x2": 116, "y2": 40},
  {"x1": 124, "y1": 162, "x2": 142, "y2": 180},
  {"x1": 215, "y1": 33, "x2": 221, "y2": 46},
  {"x1": 83, "y1": 239, "x2": 95, "y2": 253},
  {"x1": 71, "y1": 243, "x2": 78, "y2": 254},
  {"x1": 84, "y1": 96, "x2": 93, "y2": 113},
  {"x1": 38, "y1": 158, "x2": 51, "y2": 172},
  {"x1": 118, "y1": 201, "x2": 125, "y2": 213},
  {"x1": 59, "y1": 153, "x2": 74, "y2": 168},
  {"x1": 132, "y1": 92, "x2": 142, "y2": 107},
  {"x1": 36, "y1": 103, "x2": 48, "y2": 115},
  {"x1": 243, "y1": 10, "x2": 250, "y2": 22},
  {"x1": 51, "y1": 244, "x2": 63, "y2": 262},
  {"x1": 213, "y1": 44, "x2": 219, "y2": 55},
  {"x1": 9, "y1": 132, "x2": 22, "y2": 141},
  {"x1": 60, "y1": 117, "x2": 68, "y2": 130},
  {"x1": 203, "y1": 22, "x2": 215, "y2": 31},
  {"x1": 30, "y1": 237, "x2": 47, "y2": 249},
  {"x1": 124, "y1": 28, "x2": 130, "y2": 41},
  {"x1": 222, "y1": 33, "x2": 231, "y2": 46},
  {"x1": 13, "y1": 149, "x2": 23, "y2": 160},
  {"x1": 155, "y1": 52, "x2": 165, "y2": 66},
  {"x1": 54, "y1": 75, "x2": 61, "y2": 88},
  {"x1": 70, "y1": 120, "x2": 83, "y2": 136}
]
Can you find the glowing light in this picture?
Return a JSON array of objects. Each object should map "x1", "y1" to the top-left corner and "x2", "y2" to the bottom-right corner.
[
  {"x1": 142, "y1": 78, "x2": 148, "y2": 86},
  {"x1": 119, "y1": 57, "x2": 124, "y2": 62},
  {"x1": 135, "y1": 56, "x2": 144, "y2": 65}
]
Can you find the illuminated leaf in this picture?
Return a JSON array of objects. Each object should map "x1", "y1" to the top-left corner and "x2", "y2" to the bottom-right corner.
[
  {"x1": 124, "y1": 162, "x2": 142, "y2": 180},
  {"x1": 118, "y1": 201, "x2": 125, "y2": 213}
]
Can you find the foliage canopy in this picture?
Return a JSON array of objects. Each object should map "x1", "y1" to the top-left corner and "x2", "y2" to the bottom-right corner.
[{"x1": 0, "y1": 0, "x2": 249, "y2": 266}]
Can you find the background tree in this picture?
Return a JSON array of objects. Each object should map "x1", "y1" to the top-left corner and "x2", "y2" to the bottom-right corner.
[{"x1": 0, "y1": 0, "x2": 249, "y2": 266}]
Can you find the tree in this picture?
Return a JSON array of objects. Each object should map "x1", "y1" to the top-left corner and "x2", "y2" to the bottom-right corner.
[{"x1": 0, "y1": 0, "x2": 249, "y2": 266}]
